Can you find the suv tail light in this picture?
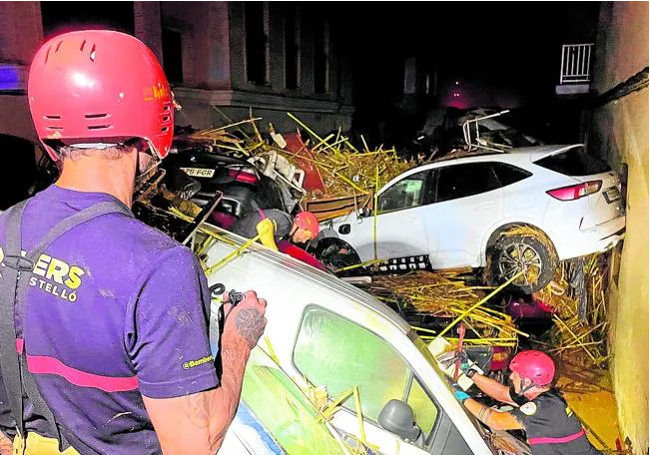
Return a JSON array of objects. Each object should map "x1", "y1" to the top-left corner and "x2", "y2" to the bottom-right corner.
[
  {"x1": 228, "y1": 168, "x2": 258, "y2": 184},
  {"x1": 546, "y1": 180, "x2": 602, "y2": 201}
]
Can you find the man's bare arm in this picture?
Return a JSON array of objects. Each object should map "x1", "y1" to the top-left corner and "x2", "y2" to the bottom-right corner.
[
  {"x1": 463, "y1": 398, "x2": 523, "y2": 431},
  {"x1": 143, "y1": 292, "x2": 267, "y2": 455},
  {"x1": 470, "y1": 373, "x2": 517, "y2": 406}
]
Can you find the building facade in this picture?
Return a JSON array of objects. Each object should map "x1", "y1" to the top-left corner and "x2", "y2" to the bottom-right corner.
[
  {"x1": 0, "y1": 1, "x2": 353, "y2": 147},
  {"x1": 587, "y1": 2, "x2": 649, "y2": 453},
  {"x1": 161, "y1": 2, "x2": 353, "y2": 133}
]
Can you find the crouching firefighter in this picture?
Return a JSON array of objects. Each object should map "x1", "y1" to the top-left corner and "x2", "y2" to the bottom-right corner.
[
  {"x1": 231, "y1": 209, "x2": 328, "y2": 271},
  {"x1": 453, "y1": 350, "x2": 601, "y2": 455},
  {"x1": 0, "y1": 30, "x2": 267, "y2": 455}
]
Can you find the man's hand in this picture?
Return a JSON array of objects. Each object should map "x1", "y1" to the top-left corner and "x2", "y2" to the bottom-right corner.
[
  {"x1": 0, "y1": 431, "x2": 12, "y2": 455},
  {"x1": 223, "y1": 291, "x2": 267, "y2": 349}
]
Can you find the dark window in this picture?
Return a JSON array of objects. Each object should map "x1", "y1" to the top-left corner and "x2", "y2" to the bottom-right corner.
[
  {"x1": 378, "y1": 171, "x2": 430, "y2": 214},
  {"x1": 313, "y1": 19, "x2": 329, "y2": 94},
  {"x1": 534, "y1": 147, "x2": 611, "y2": 176},
  {"x1": 491, "y1": 162, "x2": 532, "y2": 187},
  {"x1": 41, "y1": 2, "x2": 134, "y2": 37},
  {"x1": 435, "y1": 163, "x2": 500, "y2": 203},
  {"x1": 244, "y1": 2, "x2": 268, "y2": 85},
  {"x1": 162, "y1": 28, "x2": 183, "y2": 84},
  {"x1": 284, "y1": 6, "x2": 299, "y2": 89},
  {"x1": 0, "y1": 135, "x2": 37, "y2": 210}
]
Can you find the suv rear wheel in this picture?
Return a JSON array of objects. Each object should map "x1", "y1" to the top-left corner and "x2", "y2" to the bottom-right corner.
[{"x1": 488, "y1": 227, "x2": 558, "y2": 293}]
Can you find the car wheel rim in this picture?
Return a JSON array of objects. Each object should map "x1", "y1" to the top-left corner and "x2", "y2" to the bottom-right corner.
[{"x1": 497, "y1": 242, "x2": 543, "y2": 286}]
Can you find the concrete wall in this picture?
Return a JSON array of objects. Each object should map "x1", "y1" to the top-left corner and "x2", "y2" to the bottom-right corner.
[
  {"x1": 0, "y1": 1, "x2": 43, "y2": 143},
  {"x1": 589, "y1": 2, "x2": 649, "y2": 453},
  {"x1": 134, "y1": 1, "x2": 163, "y2": 63},
  {"x1": 166, "y1": 2, "x2": 353, "y2": 135},
  {"x1": 162, "y1": 2, "x2": 231, "y2": 89}
]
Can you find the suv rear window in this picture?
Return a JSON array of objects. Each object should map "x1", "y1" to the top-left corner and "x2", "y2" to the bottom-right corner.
[
  {"x1": 491, "y1": 162, "x2": 532, "y2": 187},
  {"x1": 534, "y1": 147, "x2": 611, "y2": 176}
]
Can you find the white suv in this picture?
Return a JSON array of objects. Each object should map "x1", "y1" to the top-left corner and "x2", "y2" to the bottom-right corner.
[{"x1": 319, "y1": 144, "x2": 625, "y2": 292}]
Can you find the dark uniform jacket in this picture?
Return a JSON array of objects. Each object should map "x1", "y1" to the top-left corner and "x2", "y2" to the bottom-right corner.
[{"x1": 510, "y1": 388, "x2": 601, "y2": 455}]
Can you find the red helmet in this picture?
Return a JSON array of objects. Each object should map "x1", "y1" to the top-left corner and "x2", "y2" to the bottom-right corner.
[
  {"x1": 509, "y1": 350, "x2": 555, "y2": 386},
  {"x1": 28, "y1": 30, "x2": 174, "y2": 161},
  {"x1": 294, "y1": 211, "x2": 320, "y2": 238}
]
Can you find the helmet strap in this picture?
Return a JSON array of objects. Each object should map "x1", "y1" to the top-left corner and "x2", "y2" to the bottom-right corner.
[{"x1": 518, "y1": 378, "x2": 537, "y2": 396}]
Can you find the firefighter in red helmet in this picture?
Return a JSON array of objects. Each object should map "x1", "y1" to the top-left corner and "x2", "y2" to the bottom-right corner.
[
  {"x1": 231, "y1": 209, "x2": 328, "y2": 271},
  {"x1": 453, "y1": 350, "x2": 601, "y2": 454},
  {"x1": 0, "y1": 30, "x2": 266, "y2": 455}
]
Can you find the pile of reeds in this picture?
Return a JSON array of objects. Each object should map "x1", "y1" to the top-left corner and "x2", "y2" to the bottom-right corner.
[
  {"x1": 538, "y1": 252, "x2": 612, "y2": 367},
  {"x1": 286, "y1": 114, "x2": 413, "y2": 198},
  {"x1": 175, "y1": 112, "x2": 415, "y2": 201},
  {"x1": 369, "y1": 271, "x2": 524, "y2": 347}
]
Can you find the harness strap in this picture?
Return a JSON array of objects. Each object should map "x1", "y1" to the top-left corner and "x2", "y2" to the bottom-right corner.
[
  {"x1": 0, "y1": 197, "x2": 133, "y2": 454},
  {"x1": 528, "y1": 428, "x2": 586, "y2": 445}
]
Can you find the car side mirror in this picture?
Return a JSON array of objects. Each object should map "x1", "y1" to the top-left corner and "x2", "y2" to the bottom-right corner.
[
  {"x1": 378, "y1": 399, "x2": 423, "y2": 444},
  {"x1": 357, "y1": 207, "x2": 372, "y2": 218}
]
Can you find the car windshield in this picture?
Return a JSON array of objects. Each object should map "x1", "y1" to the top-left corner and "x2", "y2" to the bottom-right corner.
[
  {"x1": 411, "y1": 334, "x2": 500, "y2": 447},
  {"x1": 240, "y1": 347, "x2": 346, "y2": 454}
]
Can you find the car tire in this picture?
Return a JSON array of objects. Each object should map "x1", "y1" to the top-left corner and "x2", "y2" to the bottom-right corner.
[
  {"x1": 311, "y1": 238, "x2": 361, "y2": 274},
  {"x1": 488, "y1": 228, "x2": 558, "y2": 294}
]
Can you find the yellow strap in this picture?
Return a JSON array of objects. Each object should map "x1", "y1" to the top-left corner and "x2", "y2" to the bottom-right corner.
[
  {"x1": 256, "y1": 218, "x2": 279, "y2": 251},
  {"x1": 13, "y1": 433, "x2": 80, "y2": 455}
]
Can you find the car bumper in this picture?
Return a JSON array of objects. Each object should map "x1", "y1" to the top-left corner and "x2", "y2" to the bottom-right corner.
[{"x1": 556, "y1": 215, "x2": 626, "y2": 260}]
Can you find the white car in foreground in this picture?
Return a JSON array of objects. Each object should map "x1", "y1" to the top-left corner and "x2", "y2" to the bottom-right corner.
[
  {"x1": 197, "y1": 227, "x2": 530, "y2": 454},
  {"x1": 319, "y1": 144, "x2": 625, "y2": 292}
]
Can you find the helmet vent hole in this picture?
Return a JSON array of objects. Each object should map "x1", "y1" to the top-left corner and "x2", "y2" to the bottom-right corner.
[
  {"x1": 163, "y1": 105, "x2": 171, "y2": 112},
  {"x1": 162, "y1": 116, "x2": 170, "y2": 122},
  {"x1": 85, "y1": 113, "x2": 108, "y2": 119},
  {"x1": 44, "y1": 46, "x2": 52, "y2": 64},
  {"x1": 160, "y1": 126, "x2": 170, "y2": 133},
  {"x1": 44, "y1": 115, "x2": 61, "y2": 120},
  {"x1": 46, "y1": 126, "x2": 63, "y2": 131},
  {"x1": 89, "y1": 44, "x2": 96, "y2": 62},
  {"x1": 55, "y1": 41, "x2": 63, "y2": 53},
  {"x1": 88, "y1": 124, "x2": 111, "y2": 131},
  {"x1": 80, "y1": 40, "x2": 86, "y2": 52}
]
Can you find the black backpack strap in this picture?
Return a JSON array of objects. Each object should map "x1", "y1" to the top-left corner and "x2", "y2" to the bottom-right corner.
[
  {"x1": 0, "y1": 200, "x2": 29, "y2": 445},
  {"x1": 0, "y1": 198, "x2": 133, "y2": 453}
]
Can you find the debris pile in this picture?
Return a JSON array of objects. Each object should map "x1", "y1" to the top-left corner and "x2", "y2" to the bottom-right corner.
[
  {"x1": 539, "y1": 252, "x2": 612, "y2": 367},
  {"x1": 368, "y1": 271, "x2": 524, "y2": 347},
  {"x1": 175, "y1": 113, "x2": 414, "y2": 204}
]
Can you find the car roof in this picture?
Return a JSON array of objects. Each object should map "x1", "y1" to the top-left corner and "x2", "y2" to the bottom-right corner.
[
  {"x1": 379, "y1": 144, "x2": 583, "y2": 192},
  {"x1": 202, "y1": 225, "x2": 412, "y2": 334}
]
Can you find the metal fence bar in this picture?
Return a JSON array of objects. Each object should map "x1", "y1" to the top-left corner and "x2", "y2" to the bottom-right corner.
[{"x1": 560, "y1": 43, "x2": 593, "y2": 84}]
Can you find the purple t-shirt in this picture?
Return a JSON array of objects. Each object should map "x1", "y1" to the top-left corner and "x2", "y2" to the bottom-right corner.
[{"x1": 0, "y1": 185, "x2": 219, "y2": 454}]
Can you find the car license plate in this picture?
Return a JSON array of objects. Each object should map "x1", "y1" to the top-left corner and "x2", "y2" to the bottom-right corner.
[
  {"x1": 181, "y1": 167, "x2": 215, "y2": 178},
  {"x1": 603, "y1": 187, "x2": 621, "y2": 203}
]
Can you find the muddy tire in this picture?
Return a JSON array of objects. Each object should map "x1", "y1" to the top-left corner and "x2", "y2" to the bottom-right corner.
[
  {"x1": 311, "y1": 238, "x2": 361, "y2": 274},
  {"x1": 488, "y1": 229, "x2": 558, "y2": 294}
]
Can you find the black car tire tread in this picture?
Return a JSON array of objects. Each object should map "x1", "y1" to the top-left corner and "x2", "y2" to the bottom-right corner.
[{"x1": 488, "y1": 228, "x2": 558, "y2": 294}]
